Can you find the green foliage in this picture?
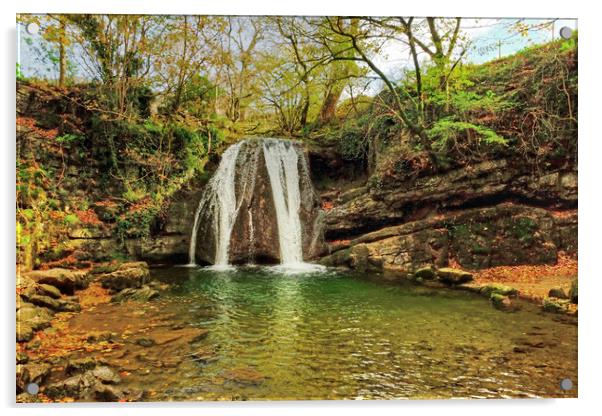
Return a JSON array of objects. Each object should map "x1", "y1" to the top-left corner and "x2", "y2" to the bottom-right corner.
[
  {"x1": 427, "y1": 118, "x2": 507, "y2": 150},
  {"x1": 116, "y1": 205, "x2": 160, "y2": 240},
  {"x1": 449, "y1": 90, "x2": 513, "y2": 114},
  {"x1": 123, "y1": 188, "x2": 147, "y2": 203},
  {"x1": 336, "y1": 120, "x2": 367, "y2": 161},
  {"x1": 21, "y1": 208, "x2": 35, "y2": 221},
  {"x1": 55, "y1": 133, "x2": 84, "y2": 145},
  {"x1": 64, "y1": 213, "x2": 79, "y2": 225},
  {"x1": 510, "y1": 217, "x2": 537, "y2": 244},
  {"x1": 16, "y1": 63, "x2": 25, "y2": 81}
]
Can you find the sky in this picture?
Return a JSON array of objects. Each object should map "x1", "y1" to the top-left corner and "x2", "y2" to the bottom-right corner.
[
  {"x1": 17, "y1": 16, "x2": 577, "y2": 93},
  {"x1": 374, "y1": 18, "x2": 578, "y2": 81}
]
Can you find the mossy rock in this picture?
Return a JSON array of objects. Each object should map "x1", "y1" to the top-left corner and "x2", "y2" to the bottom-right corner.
[
  {"x1": 111, "y1": 285, "x2": 159, "y2": 303},
  {"x1": 16, "y1": 323, "x2": 34, "y2": 342},
  {"x1": 548, "y1": 287, "x2": 568, "y2": 299},
  {"x1": 542, "y1": 297, "x2": 570, "y2": 313},
  {"x1": 66, "y1": 357, "x2": 99, "y2": 375},
  {"x1": 38, "y1": 283, "x2": 62, "y2": 299},
  {"x1": 480, "y1": 283, "x2": 518, "y2": 297},
  {"x1": 413, "y1": 266, "x2": 437, "y2": 280},
  {"x1": 569, "y1": 279, "x2": 578, "y2": 304},
  {"x1": 437, "y1": 268, "x2": 473, "y2": 285},
  {"x1": 490, "y1": 293, "x2": 513, "y2": 311}
]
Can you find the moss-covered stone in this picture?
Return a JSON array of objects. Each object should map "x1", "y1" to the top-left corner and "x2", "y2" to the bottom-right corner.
[
  {"x1": 16, "y1": 323, "x2": 34, "y2": 342},
  {"x1": 111, "y1": 285, "x2": 159, "y2": 303},
  {"x1": 38, "y1": 283, "x2": 62, "y2": 299},
  {"x1": 480, "y1": 283, "x2": 518, "y2": 297},
  {"x1": 98, "y1": 262, "x2": 150, "y2": 292},
  {"x1": 413, "y1": 266, "x2": 437, "y2": 280},
  {"x1": 490, "y1": 293, "x2": 513, "y2": 311},
  {"x1": 542, "y1": 297, "x2": 570, "y2": 313},
  {"x1": 437, "y1": 268, "x2": 473, "y2": 285}
]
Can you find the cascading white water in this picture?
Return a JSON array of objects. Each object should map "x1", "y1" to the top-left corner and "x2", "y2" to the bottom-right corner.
[
  {"x1": 188, "y1": 138, "x2": 322, "y2": 271},
  {"x1": 188, "y1": 142, "x2": 243, "y2": 266},
  {"x1": 262, "y1": 139, "x2": 304, "y2": 265}
]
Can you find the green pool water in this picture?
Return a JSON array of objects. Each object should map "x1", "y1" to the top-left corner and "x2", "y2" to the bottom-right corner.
[
  {"x1": 122, "y1": 265, "x2": 577, "y2": 401},
  {"x1": 63, "y1": 265, "x2": 574, "y2": 402}
]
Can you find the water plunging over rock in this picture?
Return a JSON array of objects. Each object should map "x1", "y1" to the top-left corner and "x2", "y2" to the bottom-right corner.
[{"x1": 189, "y1": 138, "x2": 323, "y2": 266}]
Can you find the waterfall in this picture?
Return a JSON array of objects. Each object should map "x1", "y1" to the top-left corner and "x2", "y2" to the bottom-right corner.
[
  {"x1": 188, "y1": 138, "x2": 322, "y2": 269},
  {"x1": 188, "y1": 142, "x2": 243, "y2": 266},
  {"x1": 262, "y1": 139, "x2": 304, "y2": 265}
]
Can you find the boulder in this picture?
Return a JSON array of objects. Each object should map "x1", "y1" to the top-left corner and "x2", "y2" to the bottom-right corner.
[
  {"x1": 66, "y1": 357, "x2": 99, "y2": 375},
  {"x1": 413, "y1": 266, "x2": 437, "y2": 280},
  {"x1": 38, "y1": 284, "x2": 62, "y2": 299},
  {"x1": 490, "y1": 293, "x2": 514, "y2": 311},
  {"x1": 436, "y1": 268, "x2": 473, "y2": 285},
  {"x1": 93, "y1": 384, "x2": 124, "y2": 402},
  {"x1": 548, "y1": 287, "x2": 568, "y2": 299},
  {"x1": 27, "y1": 294, "x2": 61, "y2": 311},
  {"x1": 16, "y1": 323, "x2": 34, "y2": 342},
  {"x1": 17, "y1": 352, "x2": 29, "y2": 365},
  {"x1": 480, "y1": 283, "x2": 518, "y2": 297},
  {"x1": 27, "y1": 294, "x2": 80, "y2": 312},
  {"x1": 21, "y1": 268, "x2": 89, "y2": 295},
  {"x1": 17, "y1": 305, "x2": 54, "y2": 322},
  {"x1": 57, "y1": 299, "x2": 81, "y2": 312},
  {"x1": 542, "y1": 297, "x2": 570, "y2": 313},
  {"x1": 16, "y1": 363, "x2": 50, "y2": 392},
  {"x1": 23, "y1": 315, "x2": 52, "y2": 332},
  {"x1": 111, "y1": 285, "x2": 159, "y2": 303},
  {"x1": 320, "y1": 226, "x2": 448, "y2": 274},
  {"x1": 45, "y1": 366, "x2": 123, "y2": 401},
  {"x1": 98, "y1": 262, "x2": 150, "y2": 292},
  {"x1": 17, "y1": 276, "x2": 39, "y2": 299},
  {"x1": 45, "y1": 372, "x2": 98, "y2": 400},
  {"x1": 91, "y1": 366, "x2": 121, "y2": 384},
  {"x1": 322, "y1": 202, "x2": 565, "y2": 273}
]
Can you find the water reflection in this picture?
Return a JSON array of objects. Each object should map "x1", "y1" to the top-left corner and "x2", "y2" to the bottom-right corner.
[{"x1": 147, "y1": 266, "x2": 577, "y2": 400}]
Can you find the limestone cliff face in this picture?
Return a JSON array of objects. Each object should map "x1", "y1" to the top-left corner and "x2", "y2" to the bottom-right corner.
[
  {"x1": 316, "y1": 153, "x2": 577, "y2": 275},
  {"x1": 322, "y1": 159, "x2": 577, "y2": 240}
]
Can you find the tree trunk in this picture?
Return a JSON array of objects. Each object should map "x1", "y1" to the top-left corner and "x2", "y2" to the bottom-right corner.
[
  {"x1": 58, "y1": 18, "x2": 67, "y2": 87},
  {"x1": 300, "y1": 93, "x2": 310, "y2": 128},
  {"x1": 318, "y1": 85, "x2": 343, "y2": 126}
]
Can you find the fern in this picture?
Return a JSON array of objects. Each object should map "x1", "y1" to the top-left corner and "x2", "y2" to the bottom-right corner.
[{"x1": 427, "y1": 118, "x2": 507, "y2": 150}]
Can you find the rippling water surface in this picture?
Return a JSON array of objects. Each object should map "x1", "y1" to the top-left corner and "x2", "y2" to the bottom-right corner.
[{"x1": 109, "y1": 266, "x2": 577, "y2": 400}]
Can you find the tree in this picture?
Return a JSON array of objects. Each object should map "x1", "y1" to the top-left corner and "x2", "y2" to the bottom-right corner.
[
  {"x1": 17, "y1": 14, "x2": 72, "y2": 86},
  {"x1": 214, "y1": 17, "x2": 264, "y2": 123},
  {"x1": 68, "y1": 14, "x2": 164, "y2": 116}
]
